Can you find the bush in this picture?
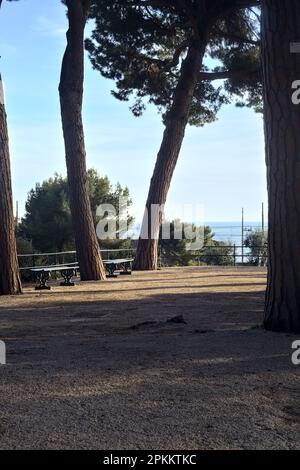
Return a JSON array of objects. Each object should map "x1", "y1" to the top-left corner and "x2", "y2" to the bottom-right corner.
[
  {"x1": 244, "y1": 230, "x2": 268, "y2": 266},
  {"x1": 200, "y1": 241, "x2": 234, "y2": 266}
]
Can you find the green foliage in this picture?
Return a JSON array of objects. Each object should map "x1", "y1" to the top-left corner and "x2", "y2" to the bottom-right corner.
[
  {"x1": 158, "y1": 222, "x2": 235, "y2": 266},
  {"x1": 18, "y1": 174, "x2": 73, "y2": 253},
  {"x1": 200, "y1": 240, "x2": 235, "y2": 266},
  {"x1": 18, "y1": 170, "x2": 133, "y2": 253},
  {"x1": 210, "y1": 14, "x2": 262, "y2": 112},
  {"x1": 87, "y1": 1, "x2": 261, "y2": 125},
  {"x1": 16, "y1": 237, "x2": 34, "y2": 255},
  {"x1": 87, "y1": 169, "x2": 134, "y2": 250},
  {"x1": 87, "y1": 168, "x2": 133, "y2": 225},
  {"x1": 159, "y1": 220, "x2": 192, "y2": 267},
  {"x1": 244, "y1": 229, "x2": 268, "y2": 266}
]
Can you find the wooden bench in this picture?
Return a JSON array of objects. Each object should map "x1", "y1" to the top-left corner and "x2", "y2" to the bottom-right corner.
[{"x1": 31, "y1": 263, "x2": 79, "y2": 290}]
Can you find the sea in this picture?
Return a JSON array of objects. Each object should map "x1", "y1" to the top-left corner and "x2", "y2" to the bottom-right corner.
[
  {"x1": 207, "y1": 222, "x2": 266, "y2": 246},
  {"x1": 131, "y1": 221, "x2": 266, "y2": 247}
]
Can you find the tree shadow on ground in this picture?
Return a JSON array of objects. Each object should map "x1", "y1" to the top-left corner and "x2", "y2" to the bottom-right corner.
[{"x1": 0, "y1": 286, "x2": 299, "y2": 450}]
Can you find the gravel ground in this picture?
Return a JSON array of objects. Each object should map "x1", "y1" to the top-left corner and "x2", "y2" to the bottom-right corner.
[{"x1": 0, "y1": 267, "x2": 299, "y2": 450}]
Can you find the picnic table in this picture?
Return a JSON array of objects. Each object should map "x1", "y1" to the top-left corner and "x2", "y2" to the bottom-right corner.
[{"x1": 31, "y1": 258, "x2": 134, "y2": 289}]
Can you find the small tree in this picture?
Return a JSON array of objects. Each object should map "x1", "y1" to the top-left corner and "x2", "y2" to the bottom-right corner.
[
  {"x1": 244, "y1": 229, "x2": 267, "y2": 266},
  {"x1": 159, "y1": 222, "x2": 214, "y2": 267},
  {"x1": 19, "y1": 170, "x2": 133, "y2": 253},
  {"x1": 19, "y1": 174, "x2": 74, "y2": 253}
]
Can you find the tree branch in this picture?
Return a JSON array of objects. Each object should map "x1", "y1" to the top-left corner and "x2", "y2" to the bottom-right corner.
[
  {"x1": 165, "y1": 39, "x2": 189, "y2": 69},
  {"x1": 175, "y1": 0, "x2": 199, "y2": 35},
  {"x1": 199, "y1": 66, "x2": 261, "y2": 81},
  {"x1": 211, "y1": 0, "x2": 261, "y2": 20},
  {"x1": 132, "y1": 0, "x2": 169, "y2": 8},
  {"x1": 249, "y1": 6, "x2": 261, "y2": 22},
  {"x1": 214, "y1": 30, "x2": 260, "y2": 45}
]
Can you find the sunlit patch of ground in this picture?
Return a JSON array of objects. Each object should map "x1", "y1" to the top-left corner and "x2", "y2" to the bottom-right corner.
[{"x1": 0, "y1": 267, "x2": 299, "y2": 449}]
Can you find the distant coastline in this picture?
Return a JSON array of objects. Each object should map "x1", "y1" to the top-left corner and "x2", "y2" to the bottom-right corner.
[
  {"x1": 131, "y1": 221, "x2": 267, "y2": 245},
  {"x1": 207, "y1": 222, "x2": 267, "y2": 244}
]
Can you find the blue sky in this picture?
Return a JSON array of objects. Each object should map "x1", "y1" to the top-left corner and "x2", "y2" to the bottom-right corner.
[{"x1": 0, "y1": 0, "x2": 267, "y2": 223}]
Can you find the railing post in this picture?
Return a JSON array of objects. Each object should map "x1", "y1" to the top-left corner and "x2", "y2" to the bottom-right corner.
[{"x1": 233, "y1": 244, "x2": 236, "y2": 267}]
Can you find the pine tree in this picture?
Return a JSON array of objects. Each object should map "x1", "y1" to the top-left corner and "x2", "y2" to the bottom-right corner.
[
  {"x1": 0, "y1": 0, "x2": 22, "y2": 295},
  {"x1": 87, "y1": 0, "x2": 261, "y2": 270},
  {"x1": 262, "y1": 0, "x2": 300, "y2": 333},
  {"x1": 59, "y1": 0, "x2": 106, "y2": 281}
]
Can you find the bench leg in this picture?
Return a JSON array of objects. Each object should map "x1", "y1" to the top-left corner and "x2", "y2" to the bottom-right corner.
[
  {"x1": 60, "y1": 269, "x2": 76, "y2": 287},
  {"x1": 120, "y1": 261, "x2": 132, "y2": 275},
  {"x1": 35, "y1": 272, "x2": 51, "y2": 290},
  {"x1": 106, "y1": 263, "x2": 119, "y2": 278}
]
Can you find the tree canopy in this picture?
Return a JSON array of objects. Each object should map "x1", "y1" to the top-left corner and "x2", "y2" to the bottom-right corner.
[
  {"x1": 18, "y1": 170, "x2": 133, "y2": 253},
  {"x1": 86, "y1": 0, "x2": 262, "y2": 125}
]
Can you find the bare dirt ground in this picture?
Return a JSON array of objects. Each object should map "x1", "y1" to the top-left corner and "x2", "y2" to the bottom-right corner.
[{"x1": 0, "y1": 267, "x2": 299, "y2": 450}]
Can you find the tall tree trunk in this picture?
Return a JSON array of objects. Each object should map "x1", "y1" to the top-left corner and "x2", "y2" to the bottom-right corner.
[
  {"x1": 133, "y1": 41, "x2": 207, "y2": 271},
  {"x1": 59, "y1": 0, "x2": 106, "y2": 281},
  {"x1": 0, "y1": 75, "x2": 22, "y2": 295},
  {"x1": 262, "y1": 0, "x2": 300, "y2": 333}
]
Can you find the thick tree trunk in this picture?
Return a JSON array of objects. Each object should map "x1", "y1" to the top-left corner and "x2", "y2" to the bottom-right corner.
[
  {"x1": 262, "y1": 0, "x2": 300, "y2": 332},
  {"x1": 59, "y1": 0, "x2": 106, "y2": 281},
  {"x1": 0, "y1": 78, "x2": 22, "y2": 295},
  {"x1": 133, "y1": 42, "x2": 206, "y2": 271}
]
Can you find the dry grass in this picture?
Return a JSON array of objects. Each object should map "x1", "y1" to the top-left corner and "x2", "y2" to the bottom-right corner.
[{"x1": 0, "y1": 267, "x2": 299, "y2": 449}]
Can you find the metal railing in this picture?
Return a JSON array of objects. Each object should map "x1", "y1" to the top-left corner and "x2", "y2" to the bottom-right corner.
[
  {"x1": 18, "y1": 251, "x2": 78, "y2": 271},
  {"x1": 200, "y1": 244, "x2": 268, "y2": 267},
  {"x1": 18, "y1": 245, "x2": 267, "y2": 275},
  {"x1": 17, "y1": 248, "x2": 137, "y2": 272},
  {"x1": 159, "y1": 244, "x2": 268, "y2": 268}
]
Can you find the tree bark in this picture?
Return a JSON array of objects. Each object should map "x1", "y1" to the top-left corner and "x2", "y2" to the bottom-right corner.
[
  {"x1": 262, "y1": 0, "x2": 300, "y2": 332},
  {"x1": 133, "y1": 41, "x2": 207, "y2": 271},
  {"x1": 59, "y1": 0, "x2": 106, "y2": 281},
  {"x1": 0, "y1": 77, "x2": 22, "y2": 295}
]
